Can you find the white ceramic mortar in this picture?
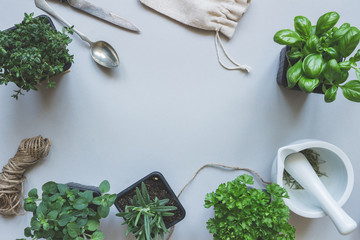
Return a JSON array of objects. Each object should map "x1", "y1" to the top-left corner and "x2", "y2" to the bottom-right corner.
[{"x1": 271, "y1": 139, "x2": 354, "y2": 218}]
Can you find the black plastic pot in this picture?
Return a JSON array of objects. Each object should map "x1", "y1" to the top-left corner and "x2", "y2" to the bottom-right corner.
[
  {"x1": 115, "y1": 171, "x2": 186, "y2": 229},
  {"x1": 4, "y1": 14, "x2": 71, "y2": 73},
  {"x1": 277, "y1": 46, "x2": 323, "y2": 94},
  {"x1": 66, "y1": 182, "x2": 101, "y2": 197}
]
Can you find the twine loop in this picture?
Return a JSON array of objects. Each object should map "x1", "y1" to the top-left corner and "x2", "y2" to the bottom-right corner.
[{"x1": 0, "y1": 135, "x2": 51, "y2": 216}]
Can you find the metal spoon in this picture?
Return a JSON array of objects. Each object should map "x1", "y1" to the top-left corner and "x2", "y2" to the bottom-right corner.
[{"x1": 35, "y1": 0, "x2": 120, "y2": 68}]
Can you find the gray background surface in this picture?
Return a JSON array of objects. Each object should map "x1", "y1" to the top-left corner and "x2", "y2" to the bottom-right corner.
[{"x1": 1, "y1": 0, "x2": 360, "y2": 239}]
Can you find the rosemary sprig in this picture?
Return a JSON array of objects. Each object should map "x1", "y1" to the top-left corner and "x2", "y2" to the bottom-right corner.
[{"x1": 283, "y1": 149, "x2": 327, "y2": 189}]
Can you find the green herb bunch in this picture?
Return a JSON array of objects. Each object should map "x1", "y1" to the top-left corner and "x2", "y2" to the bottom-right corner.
[
  {"x1": 204, "y1": 174, "x2": 295, "y2": 240},
  {"x1": 116, "y1": 182, "x2": 177, "y2": 240},
  {"x1": 274, "y1": 11, "x2": 360, "y2": 102},
  {"x1": 18, "y1": 180, "x2": 116, "y2": 240},
  {"x1": 0, "y1": 13, "x2": 74, "y2": 99}
]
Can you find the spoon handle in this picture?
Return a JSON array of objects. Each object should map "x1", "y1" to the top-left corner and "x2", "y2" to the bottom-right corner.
[
  {"x1": 285, "y1": 152, "x2": 357, "y2": 235},
  {"x1": 35, "y1": 0, "x2": 92, "y2": 45}
]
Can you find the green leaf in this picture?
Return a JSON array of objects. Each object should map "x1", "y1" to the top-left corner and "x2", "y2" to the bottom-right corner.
[
  {"x1": 341, "y1": 80, "x2": 360, "y2": 102},
  {"x1": 294, "y1": 16, "x2": 312, "y2": 37},
  {"x1": 58, "y1": 184, "x2": 69, "y2": 195},
  {"x1": 90, "y1": 231, "x2": 104, "y2": 240},
  {"x1": 323, "y1": 59, "x2": 344, "y2": 83},
  {"x1": 273, "y1": 29, "x2": 304, "y2": 47},
  {"x1": 324, "y1": 86, "x2": 338, "y2": 102},
  {"x1": 302, "y1": 54, "x2": 324, "y2": 78},
  {"x1": 286, "y1": 60, "x2": 302, "y2": 88},
  {"x1": 24, "y1": 227, "x2": 32, "y2": 237},
  {"x1": 47, "y1": 210, "x2": 59, "y2": 220},
  {"x1": 67, "y1": 222, "x2": 81, "y2": 238},
  {"x1": 298, "y1": 76, "x2": 319, "y2": 93},
  {"x1": 97, "y1": 205, "x2": 110, "y2": 218},
  {"x1": 353, "y1": 49, "x2": 360, "y2": 62},
  {"x1": 332, "y1": 23, "x2": 351, "y2": 43},
  {"x1": 315, "y1": 12, "x2": 340, "y2": 36},
  {"x1": 324, "y1": 47, "x2": 340, "y2": 60},
  {"x1": 99, "y1": 180, "x2": 110, "y2": 193},
  {"x1": 304, "y1": 35, "x2": 320, "y2": 53},
  {"x1": 86, "y1": 219, "x2": 100, "y2": 231},
  {"x1": 79, "y1": 191, "x2": 93, "y2": 202},
  {"x1": 73, "y1": 198, "x2": 88, "y2": 210},
  {"x1": 28, "y1": 188, "x2": 38, "y2": 199},
  {"x1": 355, "y1": 68, "x2": 360, "y2": 80},
  {"x1": 339, "y1": 27, "x2": 360, "y2": 57},
  {"x1": 42, "y1": 181, "x2": 58, "y2": 194}
]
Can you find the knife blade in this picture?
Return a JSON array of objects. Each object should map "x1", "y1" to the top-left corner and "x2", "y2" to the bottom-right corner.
[{"x1": 63, "y1": 0, "x2": 140, "y2": 32}]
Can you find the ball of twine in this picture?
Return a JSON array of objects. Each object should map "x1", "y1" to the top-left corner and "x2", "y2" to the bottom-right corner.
[{"x1": 0, "y1": 135, "x2": 51, "y2": 216}]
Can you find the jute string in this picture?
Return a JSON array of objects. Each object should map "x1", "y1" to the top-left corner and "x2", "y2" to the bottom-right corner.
[
  {"x1": 166, "y1": 163, "x2": 271, "y2": 239},
  {"x1": 0, "y1": 135, "x2": 51, "y2": 216}
]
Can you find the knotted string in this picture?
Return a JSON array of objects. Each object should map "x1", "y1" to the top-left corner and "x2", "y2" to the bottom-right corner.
[
  {"x1": 215, "y1": 30, "x2": 252, "y2": 72},
  {"x1": 0, "y1": 135, "x2": 51, "y2": 216},
  {"x1": 166, "y1": 163, "x2": 270, "y2": 239}
]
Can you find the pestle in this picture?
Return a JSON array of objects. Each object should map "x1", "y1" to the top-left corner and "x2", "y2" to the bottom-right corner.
[{"x1": 284, "y1": 152, "x2": 357, "y2": 235}]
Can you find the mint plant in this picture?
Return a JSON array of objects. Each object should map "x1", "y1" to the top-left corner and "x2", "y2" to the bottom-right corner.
[
  {"x1": 204, "y1": 174, "x2": 295, "y2": 240},
  {"x1": 274, "y1": 11, "x2": 360, "y2": 102},
  {"x1": 116, "y1": 182, "x2": 177, "y2": 240},
  {"x1": 18, "y1": 180, "x2": 116, "y2": 240},
  {"x1": 0, "y1": 13, "x2": 74, "y2": 99}
]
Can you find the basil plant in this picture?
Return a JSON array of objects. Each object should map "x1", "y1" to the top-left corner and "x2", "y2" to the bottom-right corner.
[{"x1": 274, "y1": 11, "x2": 360, "y2": 102}]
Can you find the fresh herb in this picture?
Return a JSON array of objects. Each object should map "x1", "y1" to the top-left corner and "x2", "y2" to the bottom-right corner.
[
  {"x1": 116, "y1": 182, "x2": 177, "y2": 240},
  {"x1": 204, "y1": 174, "x2": 295, "y2": 240},
  {"x1": 18, "y1": 180, "x2": 116, "y2": 240},
  {"x1": 0, "y1": 13, "x2": 74, "y2": 99},
  {"x1": 283, "y1": 149, "x2": 327, "y2": 189},
  {"x1": 274, "y1": 11, "x2": 360, "y2": 102}
]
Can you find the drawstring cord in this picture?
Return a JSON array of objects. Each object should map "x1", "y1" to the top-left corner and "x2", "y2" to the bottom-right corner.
[{"x1": 215, "y1": 30, "x2": 251, "y2": 72}]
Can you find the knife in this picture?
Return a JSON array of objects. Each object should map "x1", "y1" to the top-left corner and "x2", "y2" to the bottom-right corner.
[{"x1": 59, "y1": 0, "x2": 140, "y2": 32}]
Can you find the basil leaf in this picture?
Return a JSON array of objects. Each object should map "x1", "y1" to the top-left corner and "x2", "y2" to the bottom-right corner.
[
  {"x1": 294, "y1": 16, "x2": 312, "y2": 38},
  {"x1": 304, "y1": 35, "x2": 320, "y2": 53},
  {"x1": 316, "y1": 12, "x2": 340, "y2": 36},
  {"x1": 287, "y1": 50, "x2": 303, "y2": 60},
  {"x1": 332, "y1": 23, "x2": 351, "y2": 43},
  {"x1": 339, "y1": 61, "x2": 351, "y2": 71},
  {"x1": 324, "y1": 47, "x2": 340, "y2": 60},
  {"x1": 286, "y1": 60, "x2": 303, "y2": 88},
  {"x1": 356, "y1": 68, "x2": 360, "y2": 80},
  {"x1": 302, "y1": 54, "x2": 324, "y2": 78},
  {"x1": 323, "y1": 59, "x2": 343, "y2": 83},
  {"x1": 341, "y1": 80, "x2": 360, "y2": 102},
  {"x1": 324, "y1": 86, "x2": 338, "y2": 102},
  {"x1": 90, "y1": 231, "x2": 105, "y2": 240},
  {"x1": 67, "y1": 222, "x2": 81, "y2": 238},
  {"x1": 353, "y1": 49, "x2": 360, "y2": 62},
  {"x1": 339, "y1": 26, "x2": 360, "y2": 57},
  {"x1": 298, "y1": 76, "x2": 319, "y2": 93},
  {"x1": 273, "y1": 29, "x2": 304, "y2": 47}
]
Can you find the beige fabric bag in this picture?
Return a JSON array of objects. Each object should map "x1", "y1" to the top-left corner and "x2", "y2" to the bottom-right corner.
[{"x1": 141, "y1": 0, "x2": 251, "y2": 72}]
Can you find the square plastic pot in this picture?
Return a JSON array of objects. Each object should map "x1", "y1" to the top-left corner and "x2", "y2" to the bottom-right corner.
[{"x1": 115, "y1": 171, "x2": 186, "y2": 229}]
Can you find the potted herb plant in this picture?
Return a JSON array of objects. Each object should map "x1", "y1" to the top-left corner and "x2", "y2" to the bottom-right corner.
[
  {"x1": 18, "y1": 180, "x2": 116, "y2": 240},
  {"x1": 204, "y1": 174, "x2": 295, "y2": 240},
  {"x1": 273, "y1": 11, "x2": 360, "y2": 102},
  {"x1": 0, "y1": 13, "x2": 74, "y2": 99},
  {"x1": 115, "y1": 171, "x2": 186, "y2": 240}
]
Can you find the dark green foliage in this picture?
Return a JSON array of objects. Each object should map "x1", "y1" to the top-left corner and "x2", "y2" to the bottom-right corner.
[
  {"x1": 116, "y1": 182, "x2": 177, "y2": 240},
  {"x1": 18, "y1": 180, "x2": 116, "y2": 240},
  {"x1": 274, "y1": 11, "x2": 360, "y2": 102},
  {"x1": 0, "y1": 13, "x2": 74, "y2": 99},
  {"x1": 204, "y1": 174, "x2": 295, "y2": 240}
]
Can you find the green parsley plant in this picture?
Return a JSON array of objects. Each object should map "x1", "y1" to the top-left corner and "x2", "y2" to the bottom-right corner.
[{"x1": 204, "y1": 174, "x2": 295, "y2": 240}]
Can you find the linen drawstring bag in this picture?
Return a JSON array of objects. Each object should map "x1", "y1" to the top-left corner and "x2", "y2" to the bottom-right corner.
[{"x1": 140, "y1": 0, "x2": 251, "y2": 72}]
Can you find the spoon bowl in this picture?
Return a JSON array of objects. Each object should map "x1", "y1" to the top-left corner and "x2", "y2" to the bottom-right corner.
[{"x1": 90, "y1": 41, "x2": 119, "y2": 68}]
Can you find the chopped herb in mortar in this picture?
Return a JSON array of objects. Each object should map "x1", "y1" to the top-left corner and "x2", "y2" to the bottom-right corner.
[{"x1": 284, "y1": 149, "x2": 327, "y2": 189}]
